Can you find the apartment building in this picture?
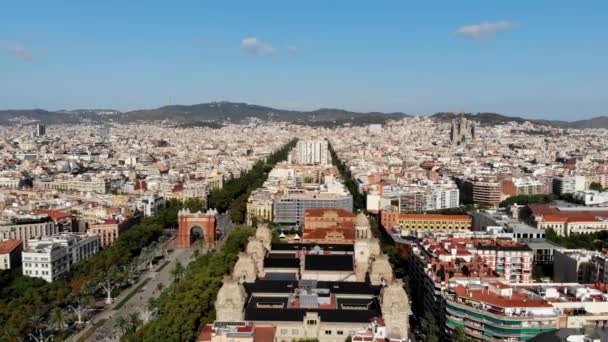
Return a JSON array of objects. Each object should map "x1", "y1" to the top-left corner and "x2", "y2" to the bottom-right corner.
[
  {"x1": 552, "y1": 176, "x2": 586, "y2": 196},
  {"x1": 445, "y1": 282, "x2": 558, "y2": 341},
  {"x1": 88, "y1": 215, "x2": 140, "y2": 247},
  {"x1": 22, "y1": 233, "x2": 100, "y2": 282},
  {"x1": 136, "y1": 193, "x2": 166, "y2": 217},
  {"x1": 292, "y1": 139, "x2": 330, "y2": 166},
  {"x1": 0, "y1": 239, "x2": 23, "y2": 270},
  {"x1": 473, "y1": 240, "x2": 534, "y2": 283},
  {"x1": 553, "y1": 249, "x2": 594, "y2": 283},
  {"x1": 501, "y1": 177, "x2": 549, "y2": 196},
  {"x1": 0, "y1": 216, "x2": 59, "y2": 248},
  {"x1": 246, "y1": 192, "x2": 274, "y2": 225}
]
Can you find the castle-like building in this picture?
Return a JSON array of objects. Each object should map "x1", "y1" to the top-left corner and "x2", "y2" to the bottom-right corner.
[
  {"x1": 211, "y1": 213, "x2": 410, "y2": 342},
  {"x1": 450, "y1": 115, "x2": 475, "y2": 146}
]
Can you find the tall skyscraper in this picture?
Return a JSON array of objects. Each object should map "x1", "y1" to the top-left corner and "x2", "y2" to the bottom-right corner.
[
  {"x1": 450, "y1": 115, "x2": 475, "y2": 146},
  {"x1": 35, "y1": 124, "x2": 46, "y2": 137},
  {"x1": 293, "y1": 139, "x2": 330, "y2": 165}
]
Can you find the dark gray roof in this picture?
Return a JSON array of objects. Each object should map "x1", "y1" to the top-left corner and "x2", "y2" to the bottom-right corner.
[{"x1": 305, "y1": 255, "x2": 353, "y2": 271}]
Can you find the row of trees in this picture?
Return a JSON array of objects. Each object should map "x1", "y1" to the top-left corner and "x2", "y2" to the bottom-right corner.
[
  {"x1": 546, "y1": 228, "x2": 608, "y2": 250},
  {"x1": 499, "y1": 194, "x2": 557, "y2": 208},
  {"x1": 121, "y1": 226, "x2": 252, "y2": 341},
  {"x1": 208, "y1": 139, "x2": 297, "y2": 224},
  {"x1": 120, "y1": 139, "x2": 299, "y2": 340},
  {"x1": 0, "y1": 200, "x2": 191, "y2": 340},
  {"x1": 328, "y1": 142, "x2": 366, "y2": 211}
]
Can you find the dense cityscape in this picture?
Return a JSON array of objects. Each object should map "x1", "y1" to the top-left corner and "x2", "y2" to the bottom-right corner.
[
  {"x1": 0, "y1": 115, "x2": 607, "y2": 341},
  {"x1": 3, "y1": 2, "x2": 608, "y2": 341}
]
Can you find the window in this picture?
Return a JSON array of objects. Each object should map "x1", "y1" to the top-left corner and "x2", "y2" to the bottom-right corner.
[
  {"x1": 337, "y1": 331, "x2": 344, "y2": 335},
  {"x1": 325, "y1": 330, "x2": 332, "y2": 335},
  {"x1": 292, "y1": 329, "x2": 299, "y2": 335},
  {"x1": 280, "y1": 329, "x2": 288, "y2": 335},
  {"x1": 306, "y1": 320, "x2": 317, "y2": 325}
]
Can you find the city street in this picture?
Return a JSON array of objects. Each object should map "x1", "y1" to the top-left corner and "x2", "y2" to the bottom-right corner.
[
  {"x1": 68, "y1": 240, "x2": 194, "y2": 341},
  {"x1": 68, "y1": 214, "x2": 233, "y2": 342}
]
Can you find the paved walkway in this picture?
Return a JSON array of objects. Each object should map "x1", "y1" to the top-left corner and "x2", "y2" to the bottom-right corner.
[
  {"x1": 68, "y1": 242, "x2": 196, "y2": 341},
  {"x1": 68, "y1": 214, "x2": 233, "y2": 342}
]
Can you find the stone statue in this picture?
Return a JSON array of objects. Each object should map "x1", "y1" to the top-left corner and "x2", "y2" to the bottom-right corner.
[
  {"x1": 232, "y1": 251, "x2": 258, "y2": 283},
  {"x1": 380, "y1": 279, "x2": 410, "y2": 339},
  {"x1": 215, "y1": 275, "x2": 247, "y2": 321}
]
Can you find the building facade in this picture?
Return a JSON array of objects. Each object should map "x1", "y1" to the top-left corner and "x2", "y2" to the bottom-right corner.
[{"x1": 22, "y1": 233, "x2": 100, "y2": 282}]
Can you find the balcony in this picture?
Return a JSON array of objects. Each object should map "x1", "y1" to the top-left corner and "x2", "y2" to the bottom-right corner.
[{"x1": 447, "y1": 300, "x2": 557, "y2": 324}]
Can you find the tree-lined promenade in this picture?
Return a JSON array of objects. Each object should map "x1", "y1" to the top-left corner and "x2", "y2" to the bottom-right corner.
[
  {"x1": 118, "y1": 138, "x2": 297, "y2": 341},
  {"x1": 0, "y1": 198, "x2": 204, "y2": 341},
  {"x1": 0, "y1": 138, "x2": 298, "y2": 341},
  {"x1": 208, "y1": 138, "x2": 297, "y2": 224}
]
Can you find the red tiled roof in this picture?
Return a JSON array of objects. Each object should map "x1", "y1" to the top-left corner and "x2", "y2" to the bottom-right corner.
[
  {"x1": 302, "y1": 227, "x2": 356, "y2": 242},
  {"x1": 453, "y1": 284, "x2": 552, "y2": 308},
  {"x1": 543, "y1": 214, "x2": 600, "y2": 223},
  {"x1": 33, "y1": 209, "x2": 71, "y2": 222},
  {"x1": 0, "y1": 239, "x2": 22, "y2": 254}
]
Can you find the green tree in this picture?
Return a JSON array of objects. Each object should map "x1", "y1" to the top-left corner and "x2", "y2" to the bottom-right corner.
[
  {"x1": 452, "y1": 327, "x2": 473, "y2": 342},
  {"x1": 499, "y1": 194, "x2": 557, "y2": 208},
  {"x1": 171, "y1": 261, "x2": 185, "y2": 282},
  {"x1": 590, "y1": 182, "x2": 604, "y2": 192},
  {"x1": 115, "y1": 316, "x2": 130, "y2": 335},
  {"x1": 48, "y1": 307, "x2": 67, "y2": 331},
  {"x1": 126, "y1": 226, "x2": 252, "y2": 341},
  {"x1": 421, "y1": 311, "x2": 440, "y2": 342}
]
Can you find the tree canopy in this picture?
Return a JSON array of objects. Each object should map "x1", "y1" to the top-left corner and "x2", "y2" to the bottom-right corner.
[
  {"x1": 208, "y1": 139, "x2": 297, "y2": 224},
  {"x1": 499, "y1": 194, "x2": 557, "y2": 208},
  {"x1": 122, "y1": 226, "x2": 252, "y2": 341},
  {"x1": 0, "y1": 200, "x2": 190, "y2": 340}
]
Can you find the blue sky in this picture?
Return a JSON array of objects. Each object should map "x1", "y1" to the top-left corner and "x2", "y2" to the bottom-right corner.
[{"x1": 1, "y1": 1, "x2": 606, "y2": 120}]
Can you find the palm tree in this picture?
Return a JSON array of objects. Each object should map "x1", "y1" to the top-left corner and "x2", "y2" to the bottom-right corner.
[
  {"x1": 127, "y1": 311, "x2": 141, "y2": 332},
  {"x1": 171, "y1": 261, "x2": 185, "y2": 282},
  {"x1": 114, "y1": 316, "x2": 129, "y2": 335},
  {"x1": 146, "y1": 297, "x2": 159, "y2": 312},
  {"x1": 48, "y1": 307, "x2": 67, "y2": 331}
]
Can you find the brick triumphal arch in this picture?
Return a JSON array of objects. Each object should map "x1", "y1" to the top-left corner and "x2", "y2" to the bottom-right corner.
[{"x1": 177, "y1": 208, "x2": 218, "y2": 248}]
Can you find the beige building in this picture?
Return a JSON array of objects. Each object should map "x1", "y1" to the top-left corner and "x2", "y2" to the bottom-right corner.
[
  {"x1": 214, "y1": 219, "x2": 410, "y2": 342},
  {"x1": 0, "y1": 218, "x2": 58, "y2": 248},
  {"x1": 0, "y1": 239, "x2": 23, "y2": 270}
]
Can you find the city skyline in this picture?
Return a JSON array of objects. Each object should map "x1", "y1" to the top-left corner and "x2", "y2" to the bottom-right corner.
[{"x1": 1, "y1": 1, "x2": 607, "y2": 120}]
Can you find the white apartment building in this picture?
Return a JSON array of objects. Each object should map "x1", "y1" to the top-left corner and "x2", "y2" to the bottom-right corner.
[
  {"x1": 0, "y1": 177, "x2": 20, "y2": 189},
  {"x1": 422, "y1": 187, "x2": 460, "y2": 211},
  {"x1": 22, "y1": 233, "x2": 100, "y2": 282},
  {"x1": 0, "y1": 217, "x2": 59, "y2": 248},
  {"x1": 136, "y1": 193, "x2": 166, "y2": 217},
  {"x1": 293, "y1": 139, "x2": 330, "y2": 166},
  {"x1": 573, "y1": 190, "x2": 608, "y2": 206},
  {"x1": 552, "y1": 175, "x2": 586, "y2": 195}
]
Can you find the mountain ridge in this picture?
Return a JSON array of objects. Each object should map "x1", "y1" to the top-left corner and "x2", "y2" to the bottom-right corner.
[{"x1": 0, "y1": 102, "x2": 606, "y2": 128}]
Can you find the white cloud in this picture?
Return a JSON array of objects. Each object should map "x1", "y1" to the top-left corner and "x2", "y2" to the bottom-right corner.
[
  {"x1": 455, "y1": 21, "x2": 518, "y2": 39},
  {"x1": 240, "y1": 37, "x2": 276, "y2": 56},
  {"x1": 0, "y1": 41, "x2": 34, "y2": 60},
  {"x1": 286, "y1": 45, "x2": 298, "y2": 54}
]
